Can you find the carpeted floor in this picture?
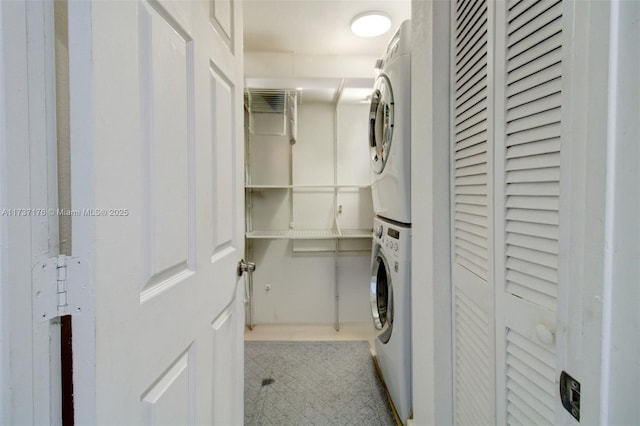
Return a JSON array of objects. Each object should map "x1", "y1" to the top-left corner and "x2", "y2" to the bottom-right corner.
[{"x1": 245, "y1": 341, "x2": 396, "y2": 426}]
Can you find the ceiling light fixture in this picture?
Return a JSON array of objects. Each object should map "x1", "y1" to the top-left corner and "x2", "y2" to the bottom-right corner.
[{"x1": 351, "y1": 12, "x2": 391, "y2": 38}]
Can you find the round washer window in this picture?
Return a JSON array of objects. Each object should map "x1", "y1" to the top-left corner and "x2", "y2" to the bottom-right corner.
[
  {"x1": 370, "y1": 253, "x2": 394, "y2": 343},
  {"x1": 369, "y1": 74, "x2": 394, "y2": 174}
]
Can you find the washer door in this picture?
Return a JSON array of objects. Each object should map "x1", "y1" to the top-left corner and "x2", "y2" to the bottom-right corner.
[
  {"x1": 370, "y1": 250, "x2": 394, "y2": 344},
  {"x1": 369, "y1": 74, "x2": 394, "y2": 174}
]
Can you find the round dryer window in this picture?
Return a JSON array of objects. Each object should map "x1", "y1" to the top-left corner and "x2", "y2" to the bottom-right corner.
[
  {"x1": 370, "y1": 253, "x2": 394, "y2": 344},
  {"x1": 369, "y1": 75, "x2": 394, "y2": 174}
]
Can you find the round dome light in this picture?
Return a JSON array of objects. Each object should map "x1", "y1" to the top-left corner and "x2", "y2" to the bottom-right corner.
[{"x1": 351, "y1": 12, "x2": 392, "y2": 38}]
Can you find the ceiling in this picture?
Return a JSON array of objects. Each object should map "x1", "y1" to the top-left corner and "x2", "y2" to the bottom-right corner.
[
  {"x1": 243, "y1": 0, "x2": 411, "y2": 56},
  {"x1": 242, "y1": 0, "x2": 411, "y2": 103}
]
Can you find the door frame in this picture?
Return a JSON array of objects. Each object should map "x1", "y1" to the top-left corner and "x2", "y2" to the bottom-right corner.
[
  {"x1": 410, "y1": 0, "x2": 453, "y2": 424},
  {"x1": 64, "y1": 2, "x2": 96, "y2": 421},
  {"x1": 0, "y1": 0, "x2": 62, "y2": 423}
]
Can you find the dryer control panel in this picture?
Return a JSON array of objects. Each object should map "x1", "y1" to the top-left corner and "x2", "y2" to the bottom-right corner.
[{"x1": 373, "y1": 217, "x2": 410, "y2": 258}]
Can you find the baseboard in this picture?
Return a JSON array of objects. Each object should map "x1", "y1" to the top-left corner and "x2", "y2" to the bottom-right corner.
[{"x1": 372, "y1": 353, "x2": 404, "y2": 426}]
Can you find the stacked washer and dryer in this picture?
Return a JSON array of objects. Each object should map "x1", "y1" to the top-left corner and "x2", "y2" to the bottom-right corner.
[{"x1": 368, "y1": 20, "x2": 412, "y2": 424}]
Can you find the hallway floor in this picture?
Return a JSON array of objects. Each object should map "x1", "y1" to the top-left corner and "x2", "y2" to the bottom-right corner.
[{"x1": 244, "y1": 324, "x2": 394, "y2": 426}]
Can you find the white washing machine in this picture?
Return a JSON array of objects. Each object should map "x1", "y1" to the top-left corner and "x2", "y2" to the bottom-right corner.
[
  {"x1": 370, "y1": 216, "x2": 411, "y2": 422},
  {"x1": 369, "y1": 20, "x2": 411, "y2": 224}
]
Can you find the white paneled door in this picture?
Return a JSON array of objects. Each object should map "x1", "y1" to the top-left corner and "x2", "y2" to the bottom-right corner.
[{"x1": 67, "y1": 1, "x2": 245, "y2": 424}]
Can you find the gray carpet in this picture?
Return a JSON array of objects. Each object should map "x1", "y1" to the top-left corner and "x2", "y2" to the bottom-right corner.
[{"x1": 245, "y1": 341, "x2": 396, "y2": 426}]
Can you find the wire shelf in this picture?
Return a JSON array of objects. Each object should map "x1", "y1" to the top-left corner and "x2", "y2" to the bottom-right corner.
[{"x1": 246, "y1": 229, "x2": 372, "y2": 240}]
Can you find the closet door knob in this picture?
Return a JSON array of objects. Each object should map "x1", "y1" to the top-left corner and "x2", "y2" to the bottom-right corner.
[
  {"x1": 237, "y1": 259, "x2": 256, "y2": 276},
  {"x1": 535, "y1": 323, "x2": 555, "y2": 346}
]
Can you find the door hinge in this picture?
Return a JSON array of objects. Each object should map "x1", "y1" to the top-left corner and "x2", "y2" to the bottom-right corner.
[{"x1": 33, "y1": 255, "x2": 90, "y2": 323}]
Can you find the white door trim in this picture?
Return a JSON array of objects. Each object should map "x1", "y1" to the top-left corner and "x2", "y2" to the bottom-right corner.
[
  {"x1": 0, "y1": 0, "x2": 61, "y2": 423},
  {"x1": 65, "y1": 2, "x2": 96, "y2": 421}
]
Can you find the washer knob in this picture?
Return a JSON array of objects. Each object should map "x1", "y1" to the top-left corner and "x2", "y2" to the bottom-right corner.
[{"x1": 375, "y1": 225, "x2": 384, "y2": 238}]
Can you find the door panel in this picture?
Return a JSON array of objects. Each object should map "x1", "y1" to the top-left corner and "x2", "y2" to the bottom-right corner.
[
  {"x1": 141, "y1": 346, "x2": 196, "y2": 425},
  {"x1": 67, "y1": 1, "x2": 244, "y2": 423},
  {"x1": 495, "y1": 0, "x2": 563, "y2": 424},
  {"x1": 451, "y1": 0, "x2": 495, "y2": 423},
  {"x1": 139, "y1": 0, "x2": 195, "y2": 300},
  {"x1": 210, "y1": 0, "x2": 234, "y2": 50},
  {"x1": 210, "y1": 64, "x2": 237, "y2": 255},
  {"x1": 210, "y1": 298, "x2": 242, "y2": 425}
]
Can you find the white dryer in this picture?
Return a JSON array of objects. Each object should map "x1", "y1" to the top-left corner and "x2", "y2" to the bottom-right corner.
[
  {"x1": 369, "y1": 20, "x2": 411, "y2": 224},
  {"x1": 370, "y1": 216, "x2": 411, "y2": 422}
]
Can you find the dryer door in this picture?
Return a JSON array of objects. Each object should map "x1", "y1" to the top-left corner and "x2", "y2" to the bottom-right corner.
[
  {"x1": 370, "y1": 249, "x2": 394, "y2": 343},
  {"x1": 369, "y1": 74, "x2": 395, "y2": 174}
]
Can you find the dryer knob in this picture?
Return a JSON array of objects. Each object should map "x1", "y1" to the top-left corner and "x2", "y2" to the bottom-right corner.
[{"x1": 375, "y1": 225, "x2": 384, "y2": 238}]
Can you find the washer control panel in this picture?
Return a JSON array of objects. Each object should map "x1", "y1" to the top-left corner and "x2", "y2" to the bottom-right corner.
[{"x1": 373, "y1": 218, "x2": 409, "y2": 257}]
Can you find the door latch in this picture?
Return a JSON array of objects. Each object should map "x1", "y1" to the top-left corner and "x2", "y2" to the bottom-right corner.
[
  {"x1": 560, "y1": 370, "x2": 580, "y2": 421},
  {"x1": 237, "y1": 259, "x2": 256, "y2": 276}
]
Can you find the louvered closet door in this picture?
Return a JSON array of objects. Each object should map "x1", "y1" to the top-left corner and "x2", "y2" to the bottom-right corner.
[
  {"x1": 495, "y1": 1, "x2": 564, "y2": 424},
  {"x1": 451, "y1": 0, "x2": 496, "y2": 424}
]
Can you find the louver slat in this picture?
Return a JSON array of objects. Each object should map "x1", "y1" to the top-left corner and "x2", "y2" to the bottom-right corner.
[
  {"x1": 506, "y1": 195, "x2": 558, "y2": 211},
  {"x1": 506, "y1": 329, "x2": 555, "y2": 424},
  {"x1": 457, "y1": 129, "x2": 487, "y2": 152},
  {"x1": 507, "y1": 54, "x2": 562, "y2": 91},
  {"x1": 457, "y1": 79, "x2": 488, "y2": 112},
  {"x1": 507, "y1": 32, "x2": 562, "y2": 74},
  {"x1": 507, "y1": 208, "x2": 559, "y2": 226},
  {"x1": 457, "y1": 62, "x2": 488, "y2": 99},
  {"x1": 508, "y1": 0, "x2": 534, "y2": 18},
  {"x1": 507, "y1": 17, "x2": 562, "y2": 60},
  {"x1": 456, "y1": 220, "x2": 488, "y2": 239},
  {"x1": 508, "y1": 1, "x2": 562, "y2": 47},
  {"x1": 455, "y1": 290, "x2": 492, "y2": 424},
  {"x1": 458, "y1": 0, "x2": 486, "y2": 43},
  {"x1": 506, "y1": 107, "x2": 560, "y2": 134},
  {"x1": 456, "y1": 183, "x2": 488, "y2": 195},
  {"x1": 506, "y1": 232, "x2": 558, "y2": 255},
  {"x1": 507, "y1": 92, "x2": 562, "y2": 122},
  {"x1": 507, "y1": 138, "x2": 560, "y2": 158},
  {"x1": 456, "y1": 0, "x2": 482, "y2": 32},
  {"x1": 506, "y1": 152, "x2": 560, "y2": 172},
  {"x1": 509, "y1": 0, "x2": 561, "y2": 37},
  {"x1": 457, "y1": 43, "x2": 488, "y2": 90},
  {"x1": 456, "y1": 229, "x2": 489, "y2": 248},
  {"x1": 506, "y1": 181, "x2": 560, "y2": 196},
  {"x1": 457, "y1": 86, "x2": 489, "y2": 121},
  {"x1": 506, "y1": 122, "x2": 560, "y2": 146},
  {"x1": 507, "y1": 78, "x2": 561, "y2": 110},
  {"x1": 506, "y1": 166, "x2": 559, "y2": 184},
  {"x1": 457, "y1": 109, "x2": 488, "y2": 137},
  {"x1": 454, "y1": 0, "x2": 489, "y2": 281}
]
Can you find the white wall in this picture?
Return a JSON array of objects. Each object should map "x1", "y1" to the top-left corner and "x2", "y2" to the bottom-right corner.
[
  {"x1": 247, "y1": 101, "x2": 373, "y2": 325},
  {"x1": 410, "y1": 1, "x2": 452, "y2": 424},
  {"x1": 600, "y1": 1, "x2": 639, "y2": 423}
]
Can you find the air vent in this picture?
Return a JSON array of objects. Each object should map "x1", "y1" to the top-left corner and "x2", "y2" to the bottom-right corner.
[
  {"x1": 244, "y1": 89, "x2": 300, "y2": 114},
  {"x1": 245, "y1": 89, "x2": 300, "y2": 136}
]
